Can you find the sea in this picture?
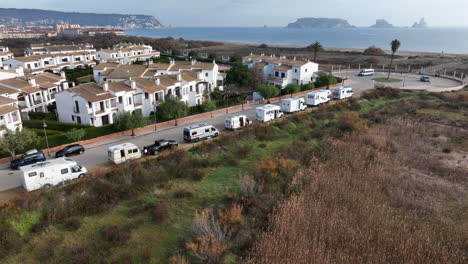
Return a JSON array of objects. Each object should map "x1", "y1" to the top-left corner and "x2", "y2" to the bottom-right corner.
[{"x1": 126, "y1": 27, "x2": 468, "y2": 54}]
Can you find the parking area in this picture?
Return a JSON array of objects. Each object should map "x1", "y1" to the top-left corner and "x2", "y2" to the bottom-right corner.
[{"x1": 336, "y1": 71, "x2": 462, "y2": 92}]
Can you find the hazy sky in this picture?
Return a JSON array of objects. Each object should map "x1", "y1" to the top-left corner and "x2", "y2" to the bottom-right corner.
[{"x1": 2, "y1": 0, "x2": 467, "y2": 27}]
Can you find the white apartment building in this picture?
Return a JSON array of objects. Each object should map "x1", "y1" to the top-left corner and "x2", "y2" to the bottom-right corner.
[
  {"x1": 96, "y1": 43, "x2": 160, "y2": 65},
  {"x1": 0, "y1": 46, "x2": 14, "y2": 68},
  {"x1": 0, "y1": 68, "x2": 24, "y2": 81},
  {"x1": 0, "y1": 96, "x2": 22, "y2": 137},
  {"x1": 0, "y1": 72, "x2": 69, "y2": 115},
  {"x1": 4, "y1": 53, "x2": 96, "y2": 75},
  {"x1": 55, "y1": 72, "x2": 211, "y2": 127},
  {"x1": 243, "y1": 54, "x2": 319, "y2": 88},
  {"x1": 25, "y1": 44, "x2": 96, "y2": 56}
]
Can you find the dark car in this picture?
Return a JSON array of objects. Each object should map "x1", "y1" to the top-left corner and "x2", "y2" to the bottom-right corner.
[
  {"x1": 55, "y1": 144, "x2": 85, "y2": 158},
  {"x1": 420, "y1": 76, "x2": 431, "y2": 82},
  {"x1": 143, "y1": 139, "x2": 178, "y2": 155},
  {"x1": 10, "y1": 149, "x2": 46, "y2": 170}
]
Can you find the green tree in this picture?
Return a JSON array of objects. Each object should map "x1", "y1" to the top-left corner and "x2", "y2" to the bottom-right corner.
[
  {"x1": 113, "y1": 111, "x2": 147, "y2": 136},
  {"x1": 307, "y1": 41, "x2": 323, "y2": 61},
  {"x1": 188, "y1": 51, "x2": 197, "y2": 57},
  {"x1": 157, "y1": 98, "x2": 188, "y2": 122},
  {"x1": 315, "y1": 73, "x2": 337, "y2": 88},
  {"x1": 200, "y1": 100, "x2": 216, "y2": 112},
  {"x1": 0, "y1": 128, "x2": 38, "y2": 158},
  {"x1": 387, "y1": 39, "x2": 401, "y2": 79},
  {"x1": 257, "y1": 84, "x2": 280, "y2": 103},
  {"x1": 226, "y1": 61, "x2": 253, "y2": 87},
  {"x1": 301, "y1": 83, "x2": 315, "y2": 91},
  {"x1": 65, "y1": 128, "x2": 86, "y2": 143},
  {"x1": 283, "y1": 83, "x2": 300, "y2": 96},
  {"x1": 229, "y1": 55, "x2": 242, "y2": 63},
  {"x1": 208, "y1": 53, "x2": 217, "y2": 61}
]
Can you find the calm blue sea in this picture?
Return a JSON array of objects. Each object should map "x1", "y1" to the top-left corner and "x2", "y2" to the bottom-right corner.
[{"x1": 126, "y1": 27, "x2": 468, "y2": 54}]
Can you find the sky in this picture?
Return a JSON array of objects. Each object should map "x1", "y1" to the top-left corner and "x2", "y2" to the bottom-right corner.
[{"x1": 1, "y1": 0, "x2": 467, "y2": 27}]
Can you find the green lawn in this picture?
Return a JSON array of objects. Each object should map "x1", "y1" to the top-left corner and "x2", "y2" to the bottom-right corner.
[{"x1": 373, "y1": 77, "x2": 403, "y2": 83}]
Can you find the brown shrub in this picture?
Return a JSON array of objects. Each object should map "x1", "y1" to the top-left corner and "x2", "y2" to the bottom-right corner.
[
  {"x1": 362, "y1": 87, "x2": 400, "y2": 100},
  {"x1": 191, "y1": 169, "x2": 205, "y2": 181},
  {"x1": 364, "y1": 45, "x2": 386, "y2": 55},
  {"x1": 254, "y1": 125, "x2": 277, "y2": 141},
  {"x1": 0, "y1": 223, "x2": 22, "y2": 256},
  {"x1": 62, "y1": 217, "x2": 81, "y2": 231},
  {"x1": 100, "y1": 225, "x2": 132, "y2": 246},
  {"x1": 339, "y1": 112, "x2": 368, "y2": 134},
  {"x1": 173, "y1": 190, "x2": 194, "y2": 199},
  {"x1": 152, "y1": 203, "x2": 169, "y2": 224},
  {"x1": 186, "y1": 236, "x2": 226, "y2": 264},
  {"x1": 169, "y1": 254, "x2": 190, "y2": 264},
  {"x1": 237, "y1": 175, "x2": 257, "y2": 198}
]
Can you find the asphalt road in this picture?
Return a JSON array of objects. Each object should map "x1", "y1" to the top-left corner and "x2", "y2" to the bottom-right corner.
[{"x1": 0, "y1": 71, "x2": 460, "y2": 195}]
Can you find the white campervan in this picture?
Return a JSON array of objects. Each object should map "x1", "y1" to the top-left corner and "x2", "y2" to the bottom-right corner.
[
  {"x1": 281, "y1": 97, "x2": 307, "y2": 113},
  {"x1": 332, "y1": 86, "x2": 354, "y2": 100},
  {"x1": 358, "y1": 69, "x2": 375, "y2": 76},
  {"x1": 225, "y1": 115, "x2": 252, "y2": 131},
  {"x1": 108, "y1": 143, "x2": 142, "y2": 164},
  {"x1": 20, "y1": 158, "x2": 87, "y2": 191},
  {"x1": 183, "y1": 123, "x2": 220, "y2": 142},
  {"x1": 256, "y1": 104, "x2": 284, "y2": 122},
  {"x1": 307, "y1": 89, "x2": 331, "y2": 106}
]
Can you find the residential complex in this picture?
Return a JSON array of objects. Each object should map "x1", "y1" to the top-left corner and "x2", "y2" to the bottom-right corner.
[
  {"x1": 96, "y1": 43, "x2": 160, "y2": 64},
  {"x1": 25, "y1": 43, "x2": 96, "y2": 56},
  {"x1": 0, "y1": 46, "x2": 14, "y2": 68},
  {"x1": 242, "y1": 54, "x2": 319, "y2": 88},
  {"x1": 0, "y1": 72, "x2": 69, "y2": 115}
]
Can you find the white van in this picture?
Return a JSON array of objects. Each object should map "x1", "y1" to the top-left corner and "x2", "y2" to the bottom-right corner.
[
  {"x1": 281, "y1": 97, "x2": 306, "y2": 113},
  {"x1": 358, "y1": 69, "x2": 375, "y2": 76},
  {"x1": 307, "y1": 89, "x2": 331, "y2": 106},
  {"x1": 225, "y1": 115, "x2": 252, "y2": 131},
  {"x1": 108, "y1": 143, "x2": 142, "y2": 164},
  {"x1": 256, "y1": 104, "x2": 284, "y2": 122},
  {"x1": 183, "y1": 123, "x2": 220, "y2": 142},
  {"x1": 332, "y1": 86, "x2": 354, "y2": 100},
  {"x1": 20, "y1": 158, "x2": 87, "y2": 191}
]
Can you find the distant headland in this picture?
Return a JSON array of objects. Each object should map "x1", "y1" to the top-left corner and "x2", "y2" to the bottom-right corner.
[{"x1": 286, "y1": 17, "x2": 428, "y2": 29}]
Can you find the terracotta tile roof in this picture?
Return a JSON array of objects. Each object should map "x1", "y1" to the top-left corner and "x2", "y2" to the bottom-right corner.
[
  {"x1": 67, "y1": 83, "x2": 116, "y2": 103},
  {"x1": 0, "y1": 105, "x2": 18, "y2": 115},
  {"x1": 148, "y1": 63, "x2": 172, "y2": 70},
  {"x1": 133, "y1": 77, "x2": 166, "y2": 93},
  {"x1": 0, "y1": 85, "x2": 18, "y2": 95},
  {"x1": 192, "y1": 62, "x2": 216, "y2": 70},
  {"x1": 275, "y1": 65, "x2": 293, "y2": 71},
  {"x1": 11, "y1": 56, "x2": 42, "y2": 62},
  {"x1": 180, "y1": 71, "x2": 202, "y2": 82},
  {"x1": 94, "y1": 63, "x2": 119, "y2": 70},
  {"x1": 0, "y1": 96, "x2": 16, "y2": 105},
  {"x1": 143, "y1": 69, "x2": 157, "y2": 77},
  {"x1": 106, "y1": 65, "x2": 147, "y2": 79},
  {"x1": 108, "y1": 81, "x2": 133, "y2": 93},
  {"x1": 158, "y1": 75, "x2": 179, "y2": 87},
  {"x1": 0, "y1": 78, "x2": 30, "y2": 89},
  {"x1": 100, "y1": 69, "x2": 115, "y2": 76}
]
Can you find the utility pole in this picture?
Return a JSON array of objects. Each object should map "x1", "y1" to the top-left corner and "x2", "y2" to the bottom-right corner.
[{"x1": 43, "y1": 121, "x2": 50, "y2": 157}]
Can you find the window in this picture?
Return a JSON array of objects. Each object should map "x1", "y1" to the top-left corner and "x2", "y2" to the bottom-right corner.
[
  {"x1": 61, "y1": 168, "x2": 69, "y2": 174},
  {"x1": 192, "y1": 131, "x2": 197, "y2": 136},
  {"x1": 205, "y1": 73, "x2": 208, "y2": 77},
  {"x1": 281, "y1": 73, "x2": 285, "y2": 78},
  {"x1": 40, "y1": 172, "x2": 44, "y2": 178},
  {"x1": 305, "y1": 69, "x2": 308, "y2": 72},
  {"x1": 71, "y1": 115, "x2": 75, "y2": 121},
  {"x1": 118, "y1": 96, "x2": 123, "y2": 103},
  {"x1": 295, "y1": 69, "x2": 297, "y2": 73},
  {"x1": 205, "y1": 128, "x2": 210, "y2": 133},
  {"x1": 275, "y1": 72, "x2": 279, "y2": 77},
  {"x1": 88, "y1": 102, "x2": 92, "y2": 108},
  {"x1": 29, "y1": 172, "x2": 37, "y2": 177},
  {"x1": 133, "y1": 148, "x2": 138, "y2": 153},
  {"x1": 145, "y1": 92, "x2": 149, "y2": 99},
  {"x1": 128, "y1": 97, "x2": 132, "y2": 105}
]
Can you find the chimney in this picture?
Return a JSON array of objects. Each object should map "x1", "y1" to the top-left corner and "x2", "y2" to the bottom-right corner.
[
  {"x1": 103, "y1": 82, "x2": 109, "y2": 91},
  {"x1": 261, "y1": 53, "x2": 264, "y2": 56},
  {"x1": 28, "y1": 78, "x2": 37, "y2": 87},
  {"x1": 176, "y1": 74, "x2": 182, "y2": 81},
  {"x1": 293, "y1": 57, "x2": 296, "y2": 61},
  {"x1": 250, "y1": 52, "x2": 253, "y2": 55},
  {"x1": 60, "y1": 71, "x2": 66, "y2": 78},
  {"x1": 149, "y1": 59, "x2": 154, "y2": 64},
  {"x1": 155, "y1": 78, "x2": 160, "y2": 85},
  {"x1": 130, "y1": 79, "x2": 136, "y2": 89},
  {"x1": 170, "y1": 58, "x2": 175, "y2": 65},
  {"x1": 213, "y1": 59, "x2": 216, "y2": 65}
]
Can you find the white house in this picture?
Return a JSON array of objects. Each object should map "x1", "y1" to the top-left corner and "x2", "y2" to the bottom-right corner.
[
  {"x1": 25, "y1": 43, "x2": 96, "y2": 56},
  {"x1": 0, "y1": 72, "x2": 69, "y2": 115},
  {"x1": 0, "y1": 46, "x2": 14, "y2": 68},
  {"x1": 0, "y1": 95, "x2": 22, "y2": 137},
  {"x1": 93, "y1": 63, "x2": 119, "y2": 83},
  {"x1": 0, "y1": 67, "x2": 24, "y2": 81},
  {"x1": 55, "y1": 82, "x2": 118, "y2": 127},
  {"x1": 4, "y1": 53, "x2": 96, "y2": 75},
  {"x1": 96, "y1": 43, "x2": 160, "y2": 64},
  {"x1": 243, "y1": 54, "x2": 319, "y2": 88}
]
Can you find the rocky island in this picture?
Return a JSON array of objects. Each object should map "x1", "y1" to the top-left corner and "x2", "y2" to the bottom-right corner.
[
  {"x1": 286, "y1": 18, "x2": 355, "y2": 29},
  {"x1": 370, "y1": 19, "x2": 394, "y2": 28},
  {"x1": 412, "y1": 18, "x2": 428, "y2": 28}
]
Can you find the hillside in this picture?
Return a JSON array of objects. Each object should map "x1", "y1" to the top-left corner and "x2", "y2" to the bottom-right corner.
[
  {"x1": 286, "y1": 17, "x2": 355, "y2": 29},
  {"x1": 0, "y1": 8, "x2": 162, "y2": 29},
  {"x1": 0, "y1": 88, "x2": 467, "y2": 263}
]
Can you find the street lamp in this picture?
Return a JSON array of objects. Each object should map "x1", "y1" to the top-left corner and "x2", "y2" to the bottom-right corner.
[
  {"x1": 43, "y1": 121, "x2": 50, "y2": 157},
  {"x1": 154, "y1": 101, "x2": 158, "y2": 131}
]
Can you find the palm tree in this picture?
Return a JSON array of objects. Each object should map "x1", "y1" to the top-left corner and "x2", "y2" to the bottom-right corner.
[
  {"x1": 387, "y1": 39, "x2": 401, "y2": 79},
  {"x1": 308, "y1": 41, "x2": 323, "y2": 61}
]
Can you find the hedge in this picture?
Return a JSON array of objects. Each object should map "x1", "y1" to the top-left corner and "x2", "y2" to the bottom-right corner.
[{"x1": 23, "y1": 120, "x2": 89, "y2": 132}]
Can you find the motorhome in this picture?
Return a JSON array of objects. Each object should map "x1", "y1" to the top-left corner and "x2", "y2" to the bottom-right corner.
[
  {"x1": 225, "y1": 115, "x2": 252, "y2": 130},
  {"x1": 306, "y1": 89, "x2": 331, "y2": 106},
  {"x1": 20, "y1": 158, "x2": 87, "y2": 191},
  {"x1": 332, "y1": 86, "x2": 354, "y2": 100},
  {"x1": 256, "y1": 104, "x2": 284, "y2": 122},
  {"x1": 108, "y1": 143, "x2": 142, "y2": 164},
  {"x1": 281, "y1": 97, "x2": 307, "y2": 113},
  {"x1": 183, "y1": 123, "x2": 220, "y2": 142},
  {"x1": 358, "y1": 69, "x2": 375, "y2": 76}
]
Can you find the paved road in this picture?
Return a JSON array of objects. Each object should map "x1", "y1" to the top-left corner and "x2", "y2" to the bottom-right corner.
[{"x1": 0, "y1": 70, "x2": 459, "y2": 196}]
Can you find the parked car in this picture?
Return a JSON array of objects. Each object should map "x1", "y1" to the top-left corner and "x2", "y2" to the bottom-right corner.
[
  {"x1": 55, "y1": 144, "x2": 85, "y2": 158},
  {"x1": 420, "y1": 76, "x2": 431, "y2": 82},
  {"x1": 143, "y1": 139, "x2": 178, "y2": 155},
  {"x1": 10, "y1": 149, "x2": 46, "y2": 170},
  {"x1": 183, "y1": 124, "x2": 219, "y2": 142}
]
